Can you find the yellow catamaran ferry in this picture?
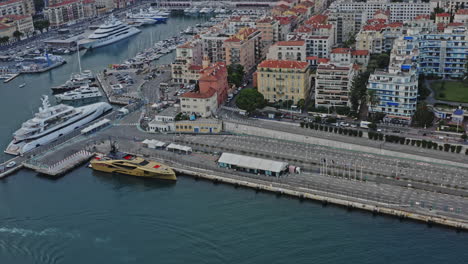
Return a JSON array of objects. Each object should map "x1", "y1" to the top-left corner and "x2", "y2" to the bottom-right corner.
[{"x1": 90, "y1": 153, "x2": 177, "y2": 181}]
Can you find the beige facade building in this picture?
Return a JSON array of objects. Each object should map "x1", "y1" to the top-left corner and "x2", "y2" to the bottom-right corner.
[
  {"x1": 0, "y1": 14, "x2": 33, "y2": 38},
  {"x1": 0, "y1": 0, "x2": 35, "y2": 16},
  {"x1": 180, "y1": 90, "x2": 218, "y2": 117},
  {"x1": 257, "y1": 60, "x2": 311, "y2": 104},
  {"x1": 171, "y1": 39, "x2": 203, "y2": 84},
  {"x1": 224, "y1": 27, "x2": 261, "y2": 73},
  {"x1": 267, "y1": 40, "x2": 306, "y2": 61}
]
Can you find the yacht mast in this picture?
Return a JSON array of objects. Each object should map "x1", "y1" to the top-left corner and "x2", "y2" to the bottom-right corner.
[{"x1": 77, "y1": 41, "x2": 82, "y2": 74}]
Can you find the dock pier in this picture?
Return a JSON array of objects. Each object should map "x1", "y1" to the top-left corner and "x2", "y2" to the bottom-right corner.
[
  {"x1": 23, "y1": 150, "x2": 94, "y2": 177},
  {"x1": 173, "y1": 166, "x2": 468, "y2": 231}
]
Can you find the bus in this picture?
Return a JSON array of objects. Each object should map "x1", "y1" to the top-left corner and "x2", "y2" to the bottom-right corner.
[{"x1": 360, "y1": 121, "x2": 371, "y2": 129}]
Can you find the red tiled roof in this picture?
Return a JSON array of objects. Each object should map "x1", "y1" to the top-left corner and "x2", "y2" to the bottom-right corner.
[
  {"x1": 305, "y1": 14, "x2": 328, "y2": 25},
  {"x1": 291, "y1": 7, "x2": 307, "y2": 14},
  {"x1": 188, "y1": 65, "x2": 203, "y2": 71},
  {"x1": 257, "y1": 17, "x2": 275, "y2": 23},
  {"x1": 374, "y1": 9, "x2": 390, "y2": 16},
  {"x1": 351, "y1": 50, "x2": 369, "y2": 56},
  {"x1": 306, "y1": 56, "x2": 318, "y2": 60},
  {"x1": 48, "y1": 0, "x2": 79, "y2": 8},
  {"x1": 313, "y1": 24, "x2": 332, "y2": 29},
  {"x1": 296, "y1": 25, "x2": 312, "y2": 33},
  {"x1": 300, "y1": 1, "x2": 315, "y2": 7},
  {"x1": 199, "y1": 62, "x2": 226, "y2": 80},
  {"x1": 0, "y1": 0, "x2": 22, "y2": 6},
  {"x1": 436, "y1": 12, "x2": 451, "y2": 17},
  {"x1": 448, "y1": 22, "x2": 464, "y2": 27},
  {"x1": 2, "y1": 14, "x2": 29, "y2": 20},
  {"x1": 437, "y1": 22, "x2": 446, "y2": 31},
  {"x1": 317, "y1": 58, "x2": 330, "y2": 64},
  {"x1": 456, "y1": 9, "x2": 468, "y2": 15},
  {"x1": 83, "y1": 0, "x2": 95, "y2": 4},
  {"x1": 331, "y1": 48, "x2": 350, "y2": 54},
  {"x1": 415, "y1": 14, "x2": 430, "y2": 20},
  {"x1": 277, "y1": 40, "x2": 305, "y2": 46},
  {"x1": 181, "y1": 87, "x2": 216, "y2": 99},
  {"x1": 258, "y1": 60, "x2": 308, "y2": 69},
  {"x1": 0, "y1": 23, "x2": 12, "y2": 29},
  {"x1": 225, "y1": 27, "x2": 258, "y2": 42}
]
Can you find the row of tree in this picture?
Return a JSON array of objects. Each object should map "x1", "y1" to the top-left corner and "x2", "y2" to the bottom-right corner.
[{"x1": 300, "y1": 122, "x2": 364, "y2": 137}]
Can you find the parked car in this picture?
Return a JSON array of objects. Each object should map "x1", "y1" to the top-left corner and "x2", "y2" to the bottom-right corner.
[{"x1": 6, "y1": 161, "x2": 16, "y2": 168}]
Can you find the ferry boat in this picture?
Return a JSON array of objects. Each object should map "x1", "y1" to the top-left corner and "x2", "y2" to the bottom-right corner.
[
  {"x1": 55, "y1": 85, "x2": 102, "y2": 101},
  {"x1": 90, "y1": 152, "x2": 177, "y2": 181},
  {"x1": 51, "y1": 70, "x2": 95, "y2": 94},
  {"x1": 5, "y1": 96, "x2": 112, "y2": 155},
  {"x1": 79, "y1": 15, "x2": 141, "y2": 49}
]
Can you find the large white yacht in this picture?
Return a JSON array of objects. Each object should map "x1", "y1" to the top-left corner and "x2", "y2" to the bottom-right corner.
[
  {"x1": 79, "y1": 15, "x2": 141, "y2": 49},
  {"x1": 55, "y1": 85, "x2": 102, "y2": 101},
  {"x1": 5, "y1": 96, "x2": 112, "y2": 155}
]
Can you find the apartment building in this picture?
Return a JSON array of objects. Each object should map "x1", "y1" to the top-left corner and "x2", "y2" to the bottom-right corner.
[
  {"x1": 0, "y1": 0, "x2": 34, "y2": 16},
  {"x1": 256, "y1": 17, "x2": 279, "y2": 57},
  {"x1": 328, "y1": 10, "x2": 364, "y2": 44},
  {"x1": 171, "y1": 39, "x2": 204, "y2": 84},
  {"x1": 227, "y1": 16, "x2": 257, "y2": 34},
  {"x1": 329, "y1": 0, "x2": 431, "y2": 22},
  {"x1": 45, "y1": 0, "x2": 90, "y2": 26},
  {"x1": 454, "y1": 9, "x2": 468, "y2": 24},
  {"x1": 0, "y1": 13, "x2": 33, "y2": 37},
  {"x1": 315, "y1": 62, "x2": 356, "y2": 108},
  {"x1": 267, "y1": 40, "x2": 306, "y2": 61},
  {"x1": 367, "y1": 36, "x2": 419, "y2": 122},
  {"x1": 257, "y1": 60, "x2": 310, "y2": 104},
  {"x1": 224, "y1": 27, "x2": 261, "y2": 73},
  {"x1": 201, "y1": 31, "x2": 229, "y2": 63},
  {"x1": 417, "y1": 26, "x2": 468, "y2": 78}
]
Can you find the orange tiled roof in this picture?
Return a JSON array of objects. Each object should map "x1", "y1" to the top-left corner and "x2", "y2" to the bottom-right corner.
[
  {"x1": 331, "y1": 48, "x2": 350, "y2": 54},
  {"x1": 258, "y1": 60, "x2": 308, "y2": 69},
  {"x1": 225, "y1": 27, "x2": 258, "y2": 42},
  {"x1": 415, "y1": 14, "x2": 430, "y2": 20},
  {"x1": 181, "y1": 87, "x2": 216, "y2": 99},
  {"x1": 277, "y1": 40, "x2": 305, "y2": 46},
  {"x1": 436, "y1": 13, "x2": 451, "y2": 17},
  {"x1": 351, "y1": 50, "x2": 369, "y2": 56},
  {"x1": 456, "y1": 9, "x2": 468, "y2": 15}
]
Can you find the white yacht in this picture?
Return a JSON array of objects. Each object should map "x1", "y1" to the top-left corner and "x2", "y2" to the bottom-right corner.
[
  {"x1": 51, "y1": 70, "x2": 95, "y2": 94},
  {"x1": 55, "y1": 85, "x2": 102, "y2": 101},
  {"x1": 5, "y1": 96, "x2": 112, "y2": 155},
  {"x1": 79, "y1": 15, "x2": 141, "y2": 49},
  {"x1": 127, "y1": 9, "x2": 168, "y2": 23}
]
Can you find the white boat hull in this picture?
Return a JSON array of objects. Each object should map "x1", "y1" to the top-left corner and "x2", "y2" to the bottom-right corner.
[
  {"x1": 55, "y1": 92, "x2": 102, "y2": 101},
  {"x1": 5, "y1": 102, "x2": 112, "y2": 155},
  {"x1": 80, "y1": 27, "x2": 141, "y2": 49}
]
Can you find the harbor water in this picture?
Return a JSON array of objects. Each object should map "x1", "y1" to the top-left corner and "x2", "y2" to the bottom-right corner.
[{"x1": 0, "y1": 15, "x2": 467, "y2": 264}]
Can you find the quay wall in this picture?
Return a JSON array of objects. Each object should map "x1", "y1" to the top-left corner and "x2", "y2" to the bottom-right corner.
[
  {"x1": 174, "y1": 166, "x2": 468, "y2": 231},
  {"x1": 224, "y1": 122, "x2": 468, "y2": 169}
]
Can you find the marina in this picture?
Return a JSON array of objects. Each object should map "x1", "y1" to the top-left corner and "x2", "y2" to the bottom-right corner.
[{"x1": 0, "y1": 5, "x2": 467, "y2": 263}]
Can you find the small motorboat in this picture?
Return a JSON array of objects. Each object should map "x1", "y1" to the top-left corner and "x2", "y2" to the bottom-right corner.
[{"x1": 18, "y1": 83, "x2": 25, "y2": 88}]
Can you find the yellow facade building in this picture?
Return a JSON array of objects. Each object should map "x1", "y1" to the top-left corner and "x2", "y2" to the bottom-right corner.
[
  {"x1": 175, "y1": 119, "x2": 223, "y2": 133},
  {"x1": 257, "y1": 60, "x2": 310, "y2": 104}
]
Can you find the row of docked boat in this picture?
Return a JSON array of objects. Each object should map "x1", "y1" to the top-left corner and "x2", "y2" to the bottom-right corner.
[
  {"x1": 123, "y1": 36, "x2": 188, "y2": 66},
  {"x1": 126, "y1": 7, "x2": 170, "y2": 25},
  {"x1": 184, "y1": 7, "x2": 228, "y2": 15}
]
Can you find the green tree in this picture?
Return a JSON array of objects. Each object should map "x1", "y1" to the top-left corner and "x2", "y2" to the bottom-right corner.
[
  {"x1": 227, "y1": 64, "x2": 244, "y2": 87},
  {"x1": 33, "y1": 20, "x2": 50, "y2": 33},
  {"x1": 367, "y1": 89, "x2": 379, "y2": 114},
  {"x1": 412, "y1": 102, "x2": 435, "y2": 128},
  {"x1": 236, "y1": 88, "x2": 265, "y2": 113},
  {"x1": 13, "y1": 30, "x2": 23, "y2": 41},
  {"x1": 296, "y1": 98, "x2": 305, "y2": 110},
  {"x1": 0, "y1": 36, "x2": 9, "y2": 43},
  {"x1": 349, "y1": 72, "x2": 370, "y2": 114}
]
